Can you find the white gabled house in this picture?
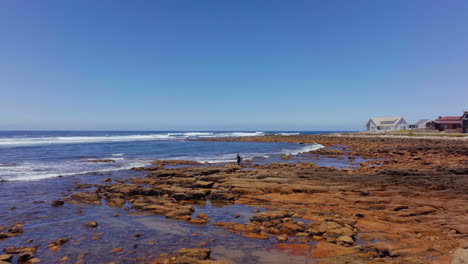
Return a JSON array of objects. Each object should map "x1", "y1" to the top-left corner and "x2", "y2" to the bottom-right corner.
[
  {"x1": 409, "y1": 119, "x2": 430, "y2": 129},
  {"x1": 365, "y1": 117, "x2": 408, "y2": 132}
]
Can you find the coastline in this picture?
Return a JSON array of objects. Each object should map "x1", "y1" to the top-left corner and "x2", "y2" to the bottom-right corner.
[{"x1": 1, "y1": 134, "x2": 467, "y2": 263}]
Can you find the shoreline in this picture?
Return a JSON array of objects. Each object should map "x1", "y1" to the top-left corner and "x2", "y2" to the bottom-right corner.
[{"x1": 1, "y1": 134, "x2": 467, "y2": 263}]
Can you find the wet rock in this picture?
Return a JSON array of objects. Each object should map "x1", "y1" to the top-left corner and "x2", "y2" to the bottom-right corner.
[
  {"x1": 83, "y1": 221, "x2": 99, "y2": 228},
  {"x1": 317, "y1": 220, "x2": 342, "y2": 233},
  {"x1": 277, "y1": 234, "x2": 288, "y2": 242},
  {"x1": 17, "y1": 252, "x2": 33, "y2": 262},
  {"x1": 165, "y1": 206, "x2": 194, "y2": 221},
  {"x1": 193, "y1": 180, "x2": 214, "y2": 188},
  {"x1": 251, "y1": 211, "x2": 291, "y2": 222},
  {"x1": 101, "y1": 177, "x2": 112, "y2": 182},
  {"x1": 143, "y1": 204, "x2": 171, "y2": 215},
  {"x1": 51, "y1": 200, "x2": 65, "y2": 207},
  {"x1": 336, "y1": 235, "x2": 354, "y2": 244},
  {"x1": 212, "y1": 222, "x2": 236, "y2": 228},
  {"x1": 210, "y1": 191, "x2": 236, "y2": 200},
  {"x1": 176, "y1": 248, "x2": 210, "y2": 260},
  {"x1": 188, "y1": 213, "x2": 209, "y2": 225},
  {"x1": 0, "y1": 255, "x2": 12, "y2": 262},
  {"x1": 75, "y1": 183, "x2": 93, "y2": 190},
  {"x1": 106, "y1": 184, "x2": 141, "y2": 196},
  {"x1": 110, "y1": 248, "x2": 123, "y2": 253},
  {"x1": 106, "y1": 197, "x2": 125, "y2": 207},
  {"x1": 242, "y1": 232, "x2": 269, "y2": 240},
  {"x1": 70, "y1": 192, "x2": 101, "y2": 205},
  {"x1": 173, "y1": 190, "x2": 208, "y2": 201},
  {"x1": 27, "y1": 257, "x2": 41, "y2": 263},
  {"x1": 0, "y1": 234, "x2": 8, "y2": 240},
  {"x1": 3, "y1": 247, "x2": 20, "y2": 254},
  {"x1": 8, "y1": 224, "x2": 23, "y2": 234},
  {"x1": 47, "y1": 238, "x2": 70, "y2": 251},
  {"x1": 279, "y1": 222, "x2": 305, "y2": 235}
]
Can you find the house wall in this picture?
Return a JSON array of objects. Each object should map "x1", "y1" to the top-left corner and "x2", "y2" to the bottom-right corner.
[
  {"x1": 462, "y1": 113, "x2": 468, "y2": 133},
  {"x1": 417, "y1": 121, "x2": 429, "y2": 129},
  {"x1": 366, "y1": 120, "x2": 378, "y2": 131},
  {"x1": 436, "y1": 123, "x2": 461, "y2": 131},
  {"x1": 366, "y1": 118, "x2": 408, "y2": 131},
  {"x1": 409, "y1": 121, "x2": 429, "y2": 130},
  {"x1": 367, "y1": 123, "x2": 377, "y2": 132},
  {"x1": 395, "y1": 119, "x2": 408, "y2": 130}
]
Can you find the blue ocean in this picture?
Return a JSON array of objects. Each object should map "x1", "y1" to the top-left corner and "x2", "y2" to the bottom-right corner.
[{"x1": 0, "y1": 131, "x2": 336, "y2": 181}]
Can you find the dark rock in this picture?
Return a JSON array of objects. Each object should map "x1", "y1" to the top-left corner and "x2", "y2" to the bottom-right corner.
[
  {"x1": 83, "y1": 221, "x2": 99, "y2": 228},
  {"x1": 17, "y1": 252, "x2": 33, "y2": 262},
  {"x1": 393, "y1": 206, "x2": 409, "y2": 211},
  {"x1": 51, "y1": 200, "x2": 65, "y2": 207}
]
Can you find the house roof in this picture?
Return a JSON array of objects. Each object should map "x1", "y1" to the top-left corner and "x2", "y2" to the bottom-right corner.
[
  {"x1": 436, "y1": 116, "x2": 462, "y2": 121},
  {"x1": 367, "y1": 117, "x2": 403, "y2": 127},
  {"x1": 434, "y1": 120, "x2": 461, "y2": 124}
]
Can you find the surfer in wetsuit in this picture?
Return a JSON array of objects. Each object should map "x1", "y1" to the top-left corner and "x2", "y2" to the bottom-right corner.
[{"x1": 236, "y1": 154, "x2": 242, "y2": 165}]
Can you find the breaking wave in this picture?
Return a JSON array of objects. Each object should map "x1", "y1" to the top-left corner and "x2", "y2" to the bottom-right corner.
[
  {"x1": 0, "y1": 132, "x2": 266, "y2": 147},
  {"x1": 0, "y1": 158, "x2": 150, "y2": 181},
  {"x1": 276, "y1": 132, "x2": 300, "y2": 136}
]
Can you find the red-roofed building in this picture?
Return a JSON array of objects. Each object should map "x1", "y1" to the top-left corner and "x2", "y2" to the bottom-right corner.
[{"x1": 427, "y1": 115, "x2": 462, "y2": 131}]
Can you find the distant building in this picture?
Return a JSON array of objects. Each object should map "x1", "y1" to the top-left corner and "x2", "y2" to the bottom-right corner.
[
  {"x1": 408, "y1": 119, "x2": 430, "y2": 129},
  {"x1": 365, "y1": 117, "x2": 408, "y2": 132},
  {"x1": 427, "y1": 116, "x2": 462, "y2": 131},
  {"x1": 461, "y1": 111, "x2": 468, "y2": 133}
]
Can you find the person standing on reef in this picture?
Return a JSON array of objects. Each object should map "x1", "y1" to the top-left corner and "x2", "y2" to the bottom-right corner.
[{"x1": 236, "y1": 154, "x2": 242, "y2": 165}]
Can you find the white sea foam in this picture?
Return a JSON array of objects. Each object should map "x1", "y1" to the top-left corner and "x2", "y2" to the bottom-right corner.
[
  {"x1": 0, "y1": 134, "x2": 171, "y2": 147},
  {"x1": 277, "y1": 132, "x2": 300, "y2": 136},
  {"x1": 230, "y1": 132, "x2": 265, "y2": 137},
  {"x1": 168, "y1": 132, "x2": 214, "y2": 136},
  {"x1": 0, "y1": 159, "x2": 149, "y2": 181},
  {"x1": 283, "y1": 144, "x2": 324, "y2": 155},
  {"x1": 111, "y1": 153, "x2": 125, "y2": 156}
]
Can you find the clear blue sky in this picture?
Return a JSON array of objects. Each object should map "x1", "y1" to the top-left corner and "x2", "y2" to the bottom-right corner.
[{"x1": 1, "y1": 0, "x2": 467, "y2": 131}]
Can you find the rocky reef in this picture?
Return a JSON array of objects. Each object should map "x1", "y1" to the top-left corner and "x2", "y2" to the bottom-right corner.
[{"x1": 2, "y1": 134, "x2": 467, "y2": 263}]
